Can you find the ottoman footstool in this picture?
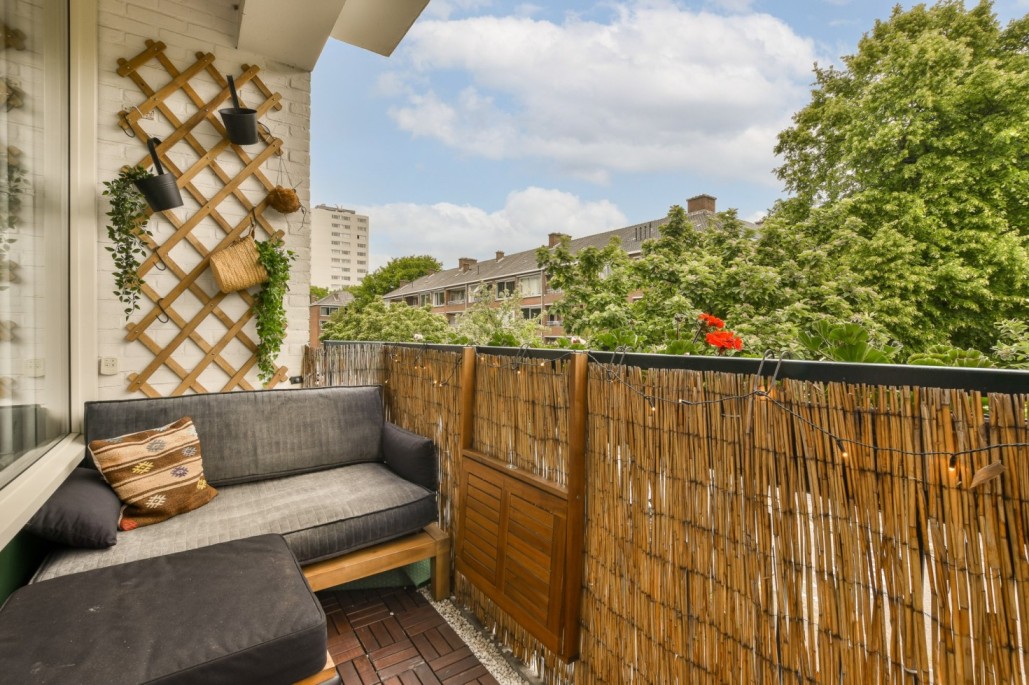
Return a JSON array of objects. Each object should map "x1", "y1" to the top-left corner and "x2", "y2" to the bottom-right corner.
[{"x1": 0, "y1": 535, "x2": 334, "y2": 684}]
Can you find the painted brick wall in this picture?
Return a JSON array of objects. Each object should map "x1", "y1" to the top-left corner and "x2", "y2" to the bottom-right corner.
[{"x1": 96, "y1": 0, "x2": 311, "y2": 399}]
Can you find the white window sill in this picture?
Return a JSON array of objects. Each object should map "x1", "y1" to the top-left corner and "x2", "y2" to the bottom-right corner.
[{"x1": 0, "y1": 434, "x2": 84, "y2": 549}]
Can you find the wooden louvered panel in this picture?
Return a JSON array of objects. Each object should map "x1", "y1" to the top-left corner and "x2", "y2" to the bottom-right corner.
[{"x1": 456, "y1": 452, "x2": 568, "y2": 654}]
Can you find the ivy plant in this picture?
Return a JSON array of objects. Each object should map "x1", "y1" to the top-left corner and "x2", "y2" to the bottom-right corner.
[
  {"x1": 102, "y1": 166, "x2": 152, "y2": 319},
  {"x1": 253, "y1": 236, "x2": 295, "y2": 384}
]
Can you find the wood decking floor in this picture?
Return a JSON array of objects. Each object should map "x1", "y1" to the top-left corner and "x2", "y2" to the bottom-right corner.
[{"x1": 318, "y1": 586, "x2": 500, "y2": 685}]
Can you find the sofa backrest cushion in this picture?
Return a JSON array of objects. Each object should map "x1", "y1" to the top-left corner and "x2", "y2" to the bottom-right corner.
[{"x1": 83, "y1": 386, "x2": 384, "y2": 486}]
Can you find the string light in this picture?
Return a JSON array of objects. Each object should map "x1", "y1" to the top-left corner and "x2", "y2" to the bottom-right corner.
[
  {"x1": 835, "y1": 438, "x2": 849, "y2": 460},
  {"x1": 949, "y1": 454, "x2": 958, "y2": 472}
]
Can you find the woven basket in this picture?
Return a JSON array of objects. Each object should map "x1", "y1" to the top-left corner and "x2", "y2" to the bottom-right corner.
[{"x1": 209, "y1": 235, "x2": 268, "y2": 293}]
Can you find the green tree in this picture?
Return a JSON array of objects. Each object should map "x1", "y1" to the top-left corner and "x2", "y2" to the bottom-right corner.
[
  {"x1": 538, "y1": 205, "x2": 881, "y2": 354},
  {"x1": 348, "y1": 255, "x2": 442, "y2": 311},
  {"x1": 772, "y1": 0, "x2": 1029, "y2": 351},
  {"x1": 536, "y1": 236, "x2": 635, "y2": 341},
  {"x1": 310, "y1": 285, "x2": 330, "y2": 301},
  {"x1": 321, "y1": 301, "x2": 451, "y2": 343},
  {"x1": 450, "y1": 284, "x2": 544, "y2": 346}
]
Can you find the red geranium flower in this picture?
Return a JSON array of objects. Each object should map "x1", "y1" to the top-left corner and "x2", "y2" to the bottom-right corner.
[
  {"x1": 698, "y1": 313, "x2": 725, "y2": 329},
  {"x1": 705, "y1": 330, "x2": 743, "y2": 351}
]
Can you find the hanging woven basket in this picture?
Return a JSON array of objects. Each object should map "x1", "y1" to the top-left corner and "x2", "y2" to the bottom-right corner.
[
  {"x1": 267, "y1": 185, "x2": 301, "y2": 214},
  {"x1": 209, "y1": 222, "x2": 268, "y2": 293}
]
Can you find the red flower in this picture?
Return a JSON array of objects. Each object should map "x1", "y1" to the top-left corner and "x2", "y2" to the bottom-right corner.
[
  {"x1": 698, "y1": 313, "x2": 725, "y2": 329},
  {"x1": 705, "y1": 330, "x2": 743, "y2": 351}
]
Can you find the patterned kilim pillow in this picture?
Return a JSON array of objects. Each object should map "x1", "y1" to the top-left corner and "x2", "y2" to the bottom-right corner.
[{"x1": 89, "y1": 417, "x2": 217, "y2": 531}]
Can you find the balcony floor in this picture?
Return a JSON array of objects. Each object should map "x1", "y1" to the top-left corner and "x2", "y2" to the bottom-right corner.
[{"x1": 318, "y1": 586, "x2": 502, "y2": 685}]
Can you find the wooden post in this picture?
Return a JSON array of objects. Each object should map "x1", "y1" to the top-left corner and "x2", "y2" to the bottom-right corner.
[
  {"x1": 561, "y1": 351, "x2": 588, "y2": 659},
  {"x1": 459, "y1": 346, "x2": 477, "y2": 452}
]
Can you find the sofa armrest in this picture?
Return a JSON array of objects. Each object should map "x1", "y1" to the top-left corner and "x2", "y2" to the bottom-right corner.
[{"x1": 381, "y1": 423, "x2": 437, "y2": 491}]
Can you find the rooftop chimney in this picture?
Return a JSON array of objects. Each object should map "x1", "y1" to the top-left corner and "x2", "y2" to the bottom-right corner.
[
  {"x1": 548, "y1": 232, "x2": 570, "y2": 247},
  {"x1": 458, "y1": 257, "x2": 477, "y2": 272},
  {"x1": 495, "y1": 251, "x2": 505, "y2": 261},
  {"x1": 687, "y1": 194, "x2": 716, "y2": 213}
]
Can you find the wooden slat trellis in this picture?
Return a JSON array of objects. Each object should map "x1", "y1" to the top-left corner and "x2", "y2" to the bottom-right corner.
[{"x1": 114, "y1": 39, "x2": 289, "y2": 397}]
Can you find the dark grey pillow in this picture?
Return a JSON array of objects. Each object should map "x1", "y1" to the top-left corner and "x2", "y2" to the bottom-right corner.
[
  {"x1": 25, "y1": 468, "x2": 121, "y2": 548},
  {"x1": 382, "y1": 423, "x2": 437, "y2": 491}
]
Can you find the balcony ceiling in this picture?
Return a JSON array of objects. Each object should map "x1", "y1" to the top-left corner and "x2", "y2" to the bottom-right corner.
[{"x1": 237, "y1": 0, "x2": 430, "y2": 71}]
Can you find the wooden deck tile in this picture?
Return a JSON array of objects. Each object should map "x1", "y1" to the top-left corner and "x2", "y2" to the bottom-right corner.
[{"x1": 318, "y1": 586, "x2": 502, "y2": 685}]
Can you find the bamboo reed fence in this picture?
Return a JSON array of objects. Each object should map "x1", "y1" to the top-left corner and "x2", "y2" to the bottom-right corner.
[{"x1": 308, "y1": 343, "x2": 1029, "y2": 684}]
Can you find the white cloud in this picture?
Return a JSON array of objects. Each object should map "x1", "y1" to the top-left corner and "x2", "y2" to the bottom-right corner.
[
  {"x1": 386, "y1": 5, "x2": 819, "y2": 185},
  {"x1": 423, "y1": 0, "x2": 494, "y2": 20},
  {"x1": 358, "y1": 187, "x2": 627, "y2": 270}
]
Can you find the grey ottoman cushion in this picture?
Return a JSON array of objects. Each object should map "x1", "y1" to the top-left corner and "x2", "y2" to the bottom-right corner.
[
  {"x1": 83, "y1": 386, "x2": 384, "y2": 485},
  {"x1": 33, "y1": 463, "x2": 438, "y2": 581},
  {"x1": 0, "y1": 535, "x2": 326, "y2": 684}
]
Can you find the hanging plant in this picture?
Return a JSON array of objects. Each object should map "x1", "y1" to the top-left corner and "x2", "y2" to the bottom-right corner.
[
  {"x1": 253, "y1": 236, "x2": 295, "y2": 384},
  {"x1": 102, "y1": 166, "x2": 152, "y2": 319}
]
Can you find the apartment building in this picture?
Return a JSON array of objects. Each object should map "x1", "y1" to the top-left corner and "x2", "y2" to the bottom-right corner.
[
  {"x1": 383, "y1": 195, "x2": 729, "y2": 340},
  {"x1": 310, "y1": 204, "x2": 370, "y2": 291}
]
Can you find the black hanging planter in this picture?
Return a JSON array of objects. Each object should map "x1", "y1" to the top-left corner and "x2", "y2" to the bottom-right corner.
[
  {"x1": 219, "y1": 75, "x2": 258, "y2": 145},
  {"x1": 134, "y1": 137, "x2": 183, "y2": 212}
]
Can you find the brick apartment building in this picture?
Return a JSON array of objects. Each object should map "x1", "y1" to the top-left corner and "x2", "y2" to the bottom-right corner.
[{"x1": 383, "y1": 194, "x2": 732, "y2": 340}]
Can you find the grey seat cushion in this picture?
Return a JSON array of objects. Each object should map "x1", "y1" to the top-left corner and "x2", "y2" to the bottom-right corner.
[
  {"x1": 1, "y1": 535, "x2": 326, "y2": 684},
  {"x1": 34, "y1": 463, "x2": 437, "y2": 582},
  {"x1": 83, "y1": 386, "x2": 384, "y2": 485}
]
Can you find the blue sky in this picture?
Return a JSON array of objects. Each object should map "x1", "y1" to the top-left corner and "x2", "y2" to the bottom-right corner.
[{"x1": 310, "y1": 0, "x2": 1028, "y2": 272}]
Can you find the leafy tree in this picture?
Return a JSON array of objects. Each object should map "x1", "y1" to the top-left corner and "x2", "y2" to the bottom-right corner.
[
  {"x1": 310, "y1": 285, "x2": 330, "y2": 301},
  {"x1": 992, "y1": 319, "x2": 1029, "y2": 369},
  {"x1": 538, "y1": 205, "x2": 881, "y2": 354},
  {"x1": 536, "y1": 235, "x2": 635, "y2": 341},
  {"x1": 450, "y1": 284, "x2": 544, "y2": 346},
  {"x1": 772, "y1": 0, "x2": 1029, "y2": 351},
  {"x1": 348, "y1": 255, "x2": 441, "y2": 311},
  {"x1": 321, "y1": 301, "x2": 451, "y2": 343}
]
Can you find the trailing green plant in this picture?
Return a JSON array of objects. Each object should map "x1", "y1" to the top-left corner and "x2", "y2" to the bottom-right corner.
[
  {"x1": 253, "y1": 237, "x2": 295, "y2": 384},
  {"x1": 907, "y1": 345, "x2": 995, "y2": 368},
  {"x1": 102, "y1": 166, "x2": 152, "y2": 318}
]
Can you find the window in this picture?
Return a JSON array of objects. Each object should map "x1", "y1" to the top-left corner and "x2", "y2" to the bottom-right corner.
[
  {"x1": 433, "y1": 292, "x2": 445, "y2": 306},
  {"x1": 320, "y1": 306, "x2": 338, "y2": 316},
  {"x1": 357, "y1": 251, "x2": 365, "y2": 256},
  {"x1": 342, "y1": 267, "x2": 351, "y2": 272},
  {"x1": 523, "y1": 308, "x2": 542, "y2": 320},
  {"x1": 342, "y1": 250, "x2": 350, "y2": 254},
  {"x1": 519, "y1": 274, "x2": 542, "y2": 297},
  {"x1": 332, "y1": 232, "x2": 340, "y2": 237},
  {"x1": 331, "y1": 241, "x2": 339, "y2": 245},
  {"x1": 0, "y1": 1, "x2": 70, "y2": 489},
  {"x1": 547, "y1": 313, "x2": 562, "y2": 325},
  {"x1": 357, "y1": 243, "x2": 366, "y2": 248},
  {"x1": 447, "y1": 289, "x2": 465, "y2": 305},
  {"x1": 332, "y1": 223, "x2": 340, "y2": 228},
  {"x1": 496, "y1": 280, "x2": 516, "y2": 298},
  {"x1": 419, "y1": 294, "x2": 431, "y2": 307},
  {"x1": 357, "y1": 260, "x2": 366, "y2": 265}
]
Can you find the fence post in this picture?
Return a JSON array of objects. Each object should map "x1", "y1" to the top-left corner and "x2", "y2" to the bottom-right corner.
[
  {"x1": 459, "y1": 346, "x2": 476, "y2": 452},
  {"x1": 561, "y1": 351, "x2": 588, "y2": 659}
]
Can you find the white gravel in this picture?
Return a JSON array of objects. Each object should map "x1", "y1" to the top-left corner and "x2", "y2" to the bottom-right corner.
[{"x1": 420, "y1": 588, "x2": 533, "y2": 685}]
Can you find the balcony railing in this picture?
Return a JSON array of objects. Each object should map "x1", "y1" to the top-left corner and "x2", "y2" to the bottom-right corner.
[{"x1": 304, "y1": 341, "x2": 1029, "y2": 684}]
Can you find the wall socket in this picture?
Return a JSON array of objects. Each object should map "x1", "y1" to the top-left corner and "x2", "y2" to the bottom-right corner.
[
  {"x1": 23, "y1": 358, "x2": 44, "y2": 377},
  {"x1": 99, "y1": 357, "x2": 119, "y2": 375}
]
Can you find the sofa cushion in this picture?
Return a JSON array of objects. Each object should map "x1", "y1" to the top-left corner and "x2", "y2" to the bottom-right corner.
[
  {"x1": 383, "y1": 422, "x2": 437, "y2": 490},
  {"x1": 83, "y1": 386, "x2": 385, "y2": 486},
  {"x1": 24, "y1": 468, "x2": 121, "y2": 548},
  {"x1": 1, "y1": 535, "x2": 327, "y2": 685},
  {"x1": 33, "y1": 462, "x2": 438, "y2": 582},
  {"x1": 89, "y1": 417, "x2": 218, "y2": 530}
]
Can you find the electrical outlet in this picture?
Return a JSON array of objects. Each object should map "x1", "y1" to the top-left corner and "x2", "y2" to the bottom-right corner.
[
  {"x1": 99, "y1": 357, "x2": 119, "y2": 375},
  {"x1": 23, "y1": 357, "x2": 44, "y2": 377},
  {"x1": 289, "y1": 375, "x2": 303, "y2": 385}
]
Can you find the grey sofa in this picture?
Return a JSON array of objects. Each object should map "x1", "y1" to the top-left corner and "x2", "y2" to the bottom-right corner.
[{"x1": 32, "y1": 385, "x2": 440, "y2": 584}]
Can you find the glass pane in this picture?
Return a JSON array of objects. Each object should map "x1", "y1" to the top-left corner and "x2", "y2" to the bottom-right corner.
[{"x1": 0, "y1": 0, "x2": 69, "y2": 489}]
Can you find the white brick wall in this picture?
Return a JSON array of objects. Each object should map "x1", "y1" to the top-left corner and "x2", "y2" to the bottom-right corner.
[{"x1": 96, "y1": 0, "x2": 311, "y2": 399}]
